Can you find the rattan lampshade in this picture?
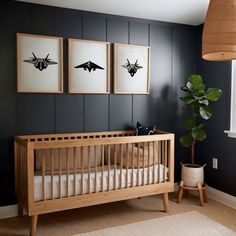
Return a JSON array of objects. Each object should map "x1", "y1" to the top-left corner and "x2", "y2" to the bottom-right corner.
[{"x1": 202, "y1": 0, "x2": 236, "y2": 61}]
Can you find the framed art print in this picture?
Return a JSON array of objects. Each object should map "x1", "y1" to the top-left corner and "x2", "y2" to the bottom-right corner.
[
  {"x1": 68, "y1": 38, "x2": 110, "y2": 94},
  {"x1": 114, "y1": 43, "x2": 150, "y2": 94},
  {"x1": 17, "y1": 33, "x2": 63, "y2": 93}
]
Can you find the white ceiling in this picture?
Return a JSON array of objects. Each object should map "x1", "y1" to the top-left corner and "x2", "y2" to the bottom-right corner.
[{"x1": 16, "y1": 0, "x2": 209, "y2": 26}]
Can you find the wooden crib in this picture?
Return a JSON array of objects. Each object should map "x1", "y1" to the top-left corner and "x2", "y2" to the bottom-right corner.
[{"x1": 14, "y1": 130, "x2": 174, "y2": 236}]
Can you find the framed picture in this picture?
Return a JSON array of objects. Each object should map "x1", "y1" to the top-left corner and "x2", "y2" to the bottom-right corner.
[
  {"x1": 113, "y1": 43, "x2": 150, "y2": 94},
  {"x1": 17, "y1": 33, "x2": 63, "y2": 93},
  {"x1": 68, "y1": 38, "x2": 110, "y2": 94}
]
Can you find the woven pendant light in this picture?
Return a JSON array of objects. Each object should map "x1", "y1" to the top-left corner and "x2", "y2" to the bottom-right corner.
[{"x1": 202, "y1": 0, "x2": 236, "y2": 61}]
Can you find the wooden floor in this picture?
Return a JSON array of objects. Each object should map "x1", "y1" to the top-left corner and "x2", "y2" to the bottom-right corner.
[{"x1": 0, "y1": 192, "x2": 235, "y2": 236}]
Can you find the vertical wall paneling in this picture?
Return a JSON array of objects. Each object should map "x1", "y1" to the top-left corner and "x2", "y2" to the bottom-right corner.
[
  {"x1": 83, "y1": 14, "x2": 109, "y2": 132},
  {"x1": 149, "y1": 25, "x2": 172, "y2": 131},
  {"x1": 16, "y1": 4, "x2": 56, "y2": 135},
  {"x1": 107, "y1": 19, "x2": 132, "y2": 130},
  {"x1": 172, "y1": 27, "x2": 197, "y2": 180},
  {"x1": 197, "y1": 26, "x2": 236, "y2": 196},
  {"x1": 54, "y1": 8, "x2": 84, "y2": 133},
  {"x1": 0, "y1": 2, "x2": 31, "y2": 205},
  {"x1": 130, "y1": 22, "x2": 152, "y2": 127}
]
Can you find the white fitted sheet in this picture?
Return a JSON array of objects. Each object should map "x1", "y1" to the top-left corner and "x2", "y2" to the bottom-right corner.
[{"x1": 34, "y1": 164, "x2": 167, "y2": 201}]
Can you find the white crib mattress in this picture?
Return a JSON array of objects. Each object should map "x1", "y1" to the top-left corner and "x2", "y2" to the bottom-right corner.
[{"x1": 34, "y1": 164, "x2": 167, "y2": 201}]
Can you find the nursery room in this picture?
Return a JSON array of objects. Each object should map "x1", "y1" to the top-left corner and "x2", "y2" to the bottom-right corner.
[{"x1": 0, "y1": 0, "x2": 236, "y2": 235}]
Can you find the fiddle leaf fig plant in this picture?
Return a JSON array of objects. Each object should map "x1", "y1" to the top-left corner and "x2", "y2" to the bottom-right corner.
[{"x1": 180, "y1": 75, "x2": 222, "y2": 165}]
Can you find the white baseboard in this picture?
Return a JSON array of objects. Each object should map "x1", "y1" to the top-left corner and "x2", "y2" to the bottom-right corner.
[
  {"x1": 0, "y1": 185, "x2": 235, "y2": 219},
  {"x1": 207, "y1": 186, "x2": 236, "y2": 210},
  {"x1": 0, "y1": 204, "x2": 18, "y2": 219},
  {"x1": 174, "y1": 182, "x2": 236, "y2": 210}
]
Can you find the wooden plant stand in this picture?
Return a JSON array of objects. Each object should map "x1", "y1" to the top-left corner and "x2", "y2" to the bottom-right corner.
[{"x1": 177, "y1": 180, "x2": 208, "y2": 206}]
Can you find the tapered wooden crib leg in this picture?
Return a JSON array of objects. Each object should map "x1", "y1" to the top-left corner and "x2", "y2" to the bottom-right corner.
[
  {"x1": 30, "y1": 215, "x2": 38, "y2": 236},
  {"x1": 162, "y1": 192, "x2": 170, "y2": 213}
]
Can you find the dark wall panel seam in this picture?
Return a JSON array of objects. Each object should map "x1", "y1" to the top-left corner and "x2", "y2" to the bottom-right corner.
[
  {"x1": 82, "y1": 14, "x2": 85, "y2": 132},
  {"x1": 128, "y1": 21, "x2": 134, "y2": 127},
  {"x1": 105, "y1": 18, "x2": 111, "y2": 131},
  {"x1": 53, "y1": 8, "x2": 57, "y2": 133},
  {"x1": 170, "y1": 26, "x2": 174, "y2": 132}
]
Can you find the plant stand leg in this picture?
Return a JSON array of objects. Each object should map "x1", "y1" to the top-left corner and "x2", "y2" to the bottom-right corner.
[
  {"x1": 177, "y1": 180, "x2": 184, "y2": 203},
  {"x1": 197, "y1": 183, "x2": 204, "y2": 206},
  {"x1": 203, "y1": 186, "x2": 208, "y2": 203},
  {"x1": 30, "y1": 215, "x2": 38, "y2": 236},
  {"x1": 162, "y1": 192, "x2": 170, "y2": 213}
]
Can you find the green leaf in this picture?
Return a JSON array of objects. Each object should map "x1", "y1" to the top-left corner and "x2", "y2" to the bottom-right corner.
[
  {"x1": 180, "y1": 135, "x2": 193, "y2": 148},
  {"x1": 180, "y1": 96, "x2": 196, "y2": 104},
  {"x1": 199, "y1": 106, "x2": 213, "y2": 120},
  {"x1": 186, "y1": 81, "x2": 194, "y2": 91},
  {"x1": 181, "y1": 86, "x2": 190, "y2": 92},
  {"x1": 188, "y1": 75, "x2": 203, "y2": 86},
  {"x1": 199, "y1": 99, "x2": 209, "y2": 106},
  {"x1": 191, "y1": 128, "x2": 207, "y2": 142},
  {"x1": 184, "y1": 117, "x2": 197, "y2": 130},
  {"x1": 194, "y1": 83, "x2": 205, "y2": 92},
  {"x1": 205, "y1": 88, "x2": 222, "y2": 101},
  {"x1": 192, "y1": 123, "x2": 205, "y2": 130}
]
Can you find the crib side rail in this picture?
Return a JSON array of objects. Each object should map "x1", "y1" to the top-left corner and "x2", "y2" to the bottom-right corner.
[{"x1": 15, "y1": 132, "x2": 174, "y2": 216}]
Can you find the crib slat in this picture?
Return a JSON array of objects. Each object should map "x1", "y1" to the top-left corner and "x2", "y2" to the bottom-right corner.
[
  {"x1": 101, "y1": 145, "x2": 104, "y2": 192},
  {"x1": 164, "y1": 140, "x2": 167, "y2": 182},
  {"x1": 114, "y1": 144, "x2": 117, "y2": 190},
  {"x1": 88, "y1": 146, "x2": 91, "y2": 194},
  {"x1": 153, "y1": 141, "x2": 155, "y2": 184},
  {"x1": 73, "y1": 147, "x2": 77, "y2": 196},
  {"x1": 58, "y1": 148, "x2": 62, "y2": 198},
  {"x1": 142, "y1": 142, "x2": 145, "y2": 186},
  {"x1": 120, "y1": 144, "x2": 123, "y2": 189},
  {"x1": 108, "y1": 145, "x2": 111, "y2": 191},
  {"x1": 66, "y1": 148, "x2": 69, "y2": 197},
  {"x1": 41, "y1": 150, "x2": 45, "y2": 201},
  {"x1": 137, "y1": 143, "x2": 140, "y2": 186},
  {"x1": 94, "y1": 146, "x2": 97, "y2": 193},
  {"x1": 131, "y1": 143, "x2": 134, "y2": 187},
  {"x1": 125, "y1": 143, "x2": 129, "y2": 188},
  {"x1": 81, "y1": 147, "x2": 84, "y2": 195},
  {"x1": 50, "y1": 149, "x2": 54, "y2": 199},
  {"x1": 148, "y1": 142, "x2": 150, "y2": 185},
  {"x1": 158, "y1": 141, "x2": 161, "y2": 183}
]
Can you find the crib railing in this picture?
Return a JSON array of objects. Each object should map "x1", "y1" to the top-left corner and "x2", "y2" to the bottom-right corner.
[{"x1": 15, "y1": 130, "x2": 174, "y2": 216}]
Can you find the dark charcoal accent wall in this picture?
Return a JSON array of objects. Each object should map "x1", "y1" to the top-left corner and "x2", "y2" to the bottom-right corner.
[
  {"x1": 0, "y1": 1, "x2": 197, "y2": 206},
  {"x1": 197, "y1": 26, "x2": 236, "y2": 197}
]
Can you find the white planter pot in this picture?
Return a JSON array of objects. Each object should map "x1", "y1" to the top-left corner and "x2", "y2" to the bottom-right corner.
[{"x1": 181, "y1": 163, "x2": 206, "y2": 187}]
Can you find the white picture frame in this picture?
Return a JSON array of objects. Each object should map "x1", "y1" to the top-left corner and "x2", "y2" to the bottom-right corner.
[
  {"x1": 68, "y1": 38, "x2": 110, "y2": 94},
  {"x1": 17, "y1": 33, "x2": 63, "y2": 93},
  {"x1": 114, "y1": 43, "x2": 150, "y2": 94}
]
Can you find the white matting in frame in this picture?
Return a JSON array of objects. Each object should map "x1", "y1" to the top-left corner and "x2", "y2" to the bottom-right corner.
[
  {"x1": 68, "y1": 38, "x2": 110, "y2": 94},
  {"x1": 17, "y1": 33, "x2": 63, "y2": 93},
  {"x1": 114, "y1": 43, "x2": 150, "y2": 94}
]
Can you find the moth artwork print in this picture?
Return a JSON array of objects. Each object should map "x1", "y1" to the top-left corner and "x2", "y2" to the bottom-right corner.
[
  {"x1": 114, "y1": 43, "x2": 150, "y2": 94},
  {"x1": 17, "y1": 33, "x2": 63, "y2": 93},
  {"x1": 69, "y1": 39, "x2": 110, "y2": 94},
  {"x1": 121, "y1": 59, "x2": 143, "y2": 77},
  {"x1": 74, "y1": 60, "x2": 104, "y2": 72},
  {"x1": 23, "y1": 52, "x2": 58, "y2": 71}
]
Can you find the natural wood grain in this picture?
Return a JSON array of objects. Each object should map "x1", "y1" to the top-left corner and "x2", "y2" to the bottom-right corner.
[
  {"x1": 30, "y1": 215, "x2": 38, "y2": 236},
  {"x1": 14, "y1": 130, "x2": 175, "y2": 236}
]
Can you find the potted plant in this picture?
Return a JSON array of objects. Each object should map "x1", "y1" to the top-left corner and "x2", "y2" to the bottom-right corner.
[{"x1": 180, "y1": 74, "x2": 222, "y2": 187}]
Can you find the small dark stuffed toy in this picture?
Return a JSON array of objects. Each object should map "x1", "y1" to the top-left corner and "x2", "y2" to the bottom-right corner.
[{"x1": 136, "y1": 122, "x2": 155, "y2": 135}]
